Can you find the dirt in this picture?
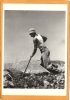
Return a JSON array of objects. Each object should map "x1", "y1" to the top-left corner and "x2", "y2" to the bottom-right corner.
[{"x1": 3, "y1": 60, "x2": 65, "y2": 89}]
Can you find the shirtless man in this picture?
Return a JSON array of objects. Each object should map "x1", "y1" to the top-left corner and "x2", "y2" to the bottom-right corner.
[{"x1": 29, "y1": 28, "x2": 50, "y2": 69}]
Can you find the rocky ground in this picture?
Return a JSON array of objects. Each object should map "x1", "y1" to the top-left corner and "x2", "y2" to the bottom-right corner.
[{"x1": 3, "y1": 60, "x2": 65, "y2": 89}]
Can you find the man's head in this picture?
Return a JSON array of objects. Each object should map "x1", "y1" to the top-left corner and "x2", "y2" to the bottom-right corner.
[{"x1": 29, "y1": 28, "x2": 37, "y2": 37}]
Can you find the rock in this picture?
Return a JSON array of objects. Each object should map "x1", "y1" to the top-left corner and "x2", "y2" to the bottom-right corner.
[
  {"x1": 8, "y1": 81, "x2": 14, "y2": 87},
  {"x1": 24, "y1": 84, "x2": 28, "y2": 88},
  {"x1": 3, "y1": 69, "x2": 14, "y2": 88},
  {"x1": 43, "y1": 80, "x2": 49, "y2": 88},
  {"x1": 57, "y1": 75, "x2": 63, "y2": 81}
]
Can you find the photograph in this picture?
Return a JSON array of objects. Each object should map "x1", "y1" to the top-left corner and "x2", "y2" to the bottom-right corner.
[{"x1": 2, "y1": 4, "x2": 67, "y2": 96}]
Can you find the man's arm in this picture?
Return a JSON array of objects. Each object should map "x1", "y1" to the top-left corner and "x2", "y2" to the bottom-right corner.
[
  {"x1": 41, "y1": 35, "x2": 47, "y2": 42},
  {"x1": 31, "y1": 38, "x2": 38, "y2": 58}
]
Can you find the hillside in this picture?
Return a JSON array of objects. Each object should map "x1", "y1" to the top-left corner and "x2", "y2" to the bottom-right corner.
[{"x1": 4, "y1": 60, "x2": 65, "y2": 73}]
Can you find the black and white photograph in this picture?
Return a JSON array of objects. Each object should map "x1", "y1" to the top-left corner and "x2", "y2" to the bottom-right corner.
[{"x1": 2, "y1": 4, "x2": 67, "y2": 96}]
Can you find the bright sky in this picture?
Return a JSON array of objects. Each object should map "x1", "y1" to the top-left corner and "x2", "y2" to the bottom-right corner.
[{"x1": 4, "y1": 11, "x2": 66, "y2": 63}]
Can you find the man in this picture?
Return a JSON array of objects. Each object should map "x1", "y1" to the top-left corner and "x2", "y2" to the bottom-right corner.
[{"x1": 29, "y1": 28, "x2": 50, "y2": 69}]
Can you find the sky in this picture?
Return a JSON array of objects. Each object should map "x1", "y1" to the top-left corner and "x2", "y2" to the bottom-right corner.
[{"x1": 4, "y1": 10, "x2": 66, "y2": 63}]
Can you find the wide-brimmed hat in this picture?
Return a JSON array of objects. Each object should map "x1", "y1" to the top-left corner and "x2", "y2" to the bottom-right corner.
[{"x1": 29, "y1": 28, "x2": 36, "y2": 35}]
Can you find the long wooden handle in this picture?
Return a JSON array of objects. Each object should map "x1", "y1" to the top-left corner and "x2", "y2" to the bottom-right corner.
[{"x1": 24, "y1": 57, "x2": 32, "y2": 74}]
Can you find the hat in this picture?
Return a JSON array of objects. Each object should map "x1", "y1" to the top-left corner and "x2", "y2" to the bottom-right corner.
[{"x1": 29, "y1": 28, "x2": 36, "y2": 35}]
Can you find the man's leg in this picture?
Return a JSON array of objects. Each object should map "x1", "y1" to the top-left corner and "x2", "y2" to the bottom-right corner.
[
  {"x1": 41, "y1": 51, "x2": 50, "y2": 69},
  {"x1": 40, "y1": 51, "x2": 59, "y2": 73}
]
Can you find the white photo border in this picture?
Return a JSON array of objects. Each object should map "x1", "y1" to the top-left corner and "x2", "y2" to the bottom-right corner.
[{"x1": 2, "y1": 4, "x2": 68, "y2": 96}]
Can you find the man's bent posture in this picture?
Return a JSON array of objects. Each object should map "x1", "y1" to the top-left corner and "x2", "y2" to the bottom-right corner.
[{"x1": 29, "y1": 28, "x2": 50, "y2": 69}]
